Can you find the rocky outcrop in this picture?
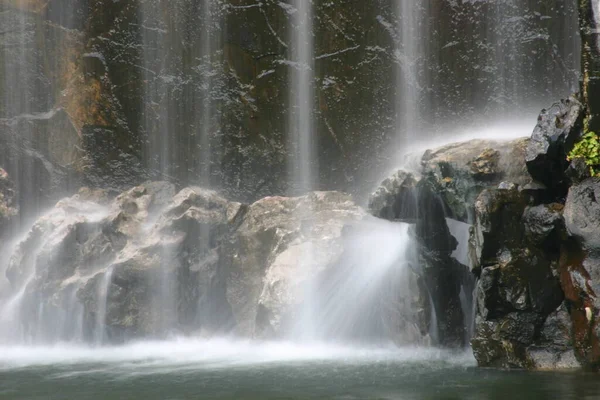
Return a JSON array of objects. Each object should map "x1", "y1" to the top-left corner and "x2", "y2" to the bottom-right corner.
[
  {"x1": 525, "y1": 96, "x2": 584, "y2": 195},
  {"x1": 470, "y1": 187, "x2": 567, "y2": 369},
  {"x1": 421, "y1": 138, "x2": 531, "y2": 222},
  {"x1": 225, "y1": 191, "x2": 367, "y2": 338},
  {"x1": 0, "y1": 0, "x2": 579, "y2": 214},
  {"x1": 562, "y1": 178, "x2": 600, "y2": 370},
  {"x1": 369, "y1": 167, "x2": 467, "y2": 348},
  {"x1": 4, "y1": 182, "x2": 242, "y2": 342},
  {"x1": 6, "y1": 184, "x2": 434, "y2": 344}
]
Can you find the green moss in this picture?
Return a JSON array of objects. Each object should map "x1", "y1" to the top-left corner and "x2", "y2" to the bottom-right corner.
[{"x1": 568, "y1": 131, "x2": 600, "y2": 177}]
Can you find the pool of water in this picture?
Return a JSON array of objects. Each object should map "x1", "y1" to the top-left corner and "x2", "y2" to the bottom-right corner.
[{"x1": 0, "y1": 339, "x2": 597, "y2": 400}]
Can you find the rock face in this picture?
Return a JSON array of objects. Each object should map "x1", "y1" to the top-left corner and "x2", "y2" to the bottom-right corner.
[
  {"x1": 5, "y1": 184, "x2": 434, "y2": 344},
  {"x1": 525, "y1": 96, "x2": 584, "y2": 195},
  {"x1": 562, "y1": 178, "x2": 600, "y2": 369},
  {"x1": 469, "y1": 187, "x2": 567, "y2": 369},
  {"x1": 370, "y1": 131, "x2": 600, "y2": 368},
  {"x1": 4, "y1": 182, "x2": 243, "y2": 342},
  {"x1": 0, "y1": 1, "x2": 580, "y2": 215},
  {"x1": 421, "y1": 138, "x2": 531, "y2": 222},
  {"x1": 369, "y1": 166, "x2": 467, "y2": 348},
  {"x1": 225, "y1": 191, "x2": 367, "y2": 338}
]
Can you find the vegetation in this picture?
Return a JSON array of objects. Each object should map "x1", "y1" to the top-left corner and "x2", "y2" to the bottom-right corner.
[{"x1": 568, "y1": 131, "x2": 600, "y2": 177}]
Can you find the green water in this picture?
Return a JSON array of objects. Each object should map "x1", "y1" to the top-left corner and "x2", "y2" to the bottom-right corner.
[{"x1": 0, "y1": 340, "x2": 597, "y2": 400}]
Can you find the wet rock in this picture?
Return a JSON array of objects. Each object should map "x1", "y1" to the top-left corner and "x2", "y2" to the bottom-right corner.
[
  {"x1": 413, "y1": 179, "x2": 458, "y2": 255},
  {"x1": 561, "y1": 178, "x2": 600, "y2": 370},
  {"x1": 81, "y1": 125, "x2": 148, "y2": 192},
  {"x1": 368, "y1": 170, "x2": 419, "y2": 221},
  {"x1": 522, "y1": 203, "x2": 566, "y2": 250},
  {"x1": 564, "y1": 178, "x2": 600, "y2": 252},
  {"x1": 525, "y1": 96, "x2": 584, "y2": 196},
  {"x1": 7, "y1": 182, "x2": 239, "y2": 342},
  {"x1": 421, "y1": 138, "x2": 531, "y2": 222},
  {"x1": 527, "y1": 303, "x2": 580, "y2": 370},
  {"x1": 0, "y1": 168, "x2": 18, "y2": 235},
  {"x1": 226, "y1": 191, "x2": 366, "y2": 338},
  {"x1": 418, "y1": 249, "x2": 466, "y2": 348},
  {"x1": 566, "y1": 157, "x2": 591, "y2": 185},
  {"x1": 470, "y1": 187, "x2": 565, "y2": 369},
  {"x1": 370, "y1": 170, "x2": 464, "y2": 347},
  {"x1": 0, "y1": 109, "x2": 82, "y2": 216}
]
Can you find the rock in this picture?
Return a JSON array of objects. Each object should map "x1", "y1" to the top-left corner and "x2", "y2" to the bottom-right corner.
[
  {"x1": 525, "y1": 96, "x2": 584, "y2": 195},
  {"x1": 470, "y1": 187, "x2": 564, "y2": 369},
  {"x1": 413, "y1": 179, "x2": 458, "y2": 255},
  {"x1": 527, "y1": 303, "x2": 580, "y2": 370},
  {"x1": 0, "y1": 168, "x2": 18, "y2": 235},
  {"x1": 226, "y1": 191, "x2": 367, "y2": 338},
  {"x1": 564, "y1": 178, "x2": 600, "y2": 252},
  {"x1": 5, "y1": 182, "x2": 240, "y2": 342},
  {"x1": 370, "y1": 171, "x2": 465, "y2": 347},
  {"x1": 561, "y1": 178, "x2": 600, "y2": 370},
  {"x1": 472, "y1": 302, "x2": 578, "y2": 370},
  {"x1": 0, "y1": 109, "x2": 82, "y2": 216},
  {"x1": 566, "y1": 157, "x2": 591, "y2": 185},
  {"x1": 368, "y1": 170, "x2": 419, "y2": 221},
  {"x1": 418, "y1": 249, "x2": 467, "y2": 348},
  {"x1": 522, "y1": 203, "x2": 566, "y2": 250},
  {"x1": 81, "y1": 125, "x2": 148, "y2": 192},
  {"x1": 421, "y1": 138, "x2": 531, "y2": 222}
]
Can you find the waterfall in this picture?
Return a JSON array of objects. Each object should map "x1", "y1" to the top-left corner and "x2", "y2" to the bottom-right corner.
[
  {"x1": 292, "y1": 218, "x2": 430, "y2": 345},
  {"x1": 199, "y1": 0, "x2": 215, "y2": 186},
  {"x1": 395, "y1": 0, "x2": 427, "y2": 143},
  {"x1": 0, "y1": 0, "x2": 582, "y2": 352},
  {"x1": 0, "y1": 6, "x2": 37, "y2": 225},
  {"x1": 289, "y1": 0, "x2": 315, "y2": 195},
  {"x1": 141, "y1": 1, "x2": 171, "y2": 177},
  {"x1": 94, "y1": 267, "x2": 114, "y2": 345}
]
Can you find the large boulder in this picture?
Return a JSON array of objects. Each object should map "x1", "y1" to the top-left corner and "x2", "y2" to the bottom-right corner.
[
  {"x1": 225, "y1": 191, "x2": 367, "y2": 338},
  {"x1": 2, "y1": 182, "x2": 243, "y2": 343},
  {"x1": 525, "y1": 96, "x2": 584, "y2": 195},
  {"x1": 470, "y1": 186, "x2": 566, "y2": 369},
  {"x1": 421, "y1": 138, "x2": 531, "y2": 222}
]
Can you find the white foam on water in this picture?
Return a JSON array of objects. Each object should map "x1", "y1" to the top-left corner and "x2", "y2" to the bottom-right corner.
[{"x1": 0, "y1": 337, "x2": 475, "y2": 373}]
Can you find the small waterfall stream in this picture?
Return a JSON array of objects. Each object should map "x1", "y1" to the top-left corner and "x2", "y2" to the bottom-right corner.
[
  {"x1": 94, "y1": 267, "x2": 114, "y2": 345},
  {"x1": 289, "y1": 0, "x2": 315, "y2": 195},
  {"x1": 395, "y1": 0, "x2": 427, "y2": 143}
]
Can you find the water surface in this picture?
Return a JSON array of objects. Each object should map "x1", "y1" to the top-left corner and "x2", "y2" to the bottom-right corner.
[{"x1": 0, "y1": 339, "x2": 597, "y2": 400}]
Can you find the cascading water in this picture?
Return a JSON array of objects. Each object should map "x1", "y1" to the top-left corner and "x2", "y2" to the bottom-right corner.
[
  {"x1": 198, "y1": 0, "x2": 215, "y2": 186},
  {"x1": 0, "y1": 198, "x2": 110, "y2": 344},
  {"x1": 139, "y1": 1, "x2": 221, "y2": 336},
  {"x1": 395, "y1": 0, "x2": 426, "y2": 144},
  {"x1": 293, "y1": 218, "x2": 429, "y2": 345},
  {"x1": 94, "y1": 267, "x2": 114, "y2": 345},
  {"x1": 0, "y1": 0, "x2": 583, "y2": 367},
  {"x1": 288, "y1": 0, "x2": 315, "y2": 196},
  {"x1": 141, "y1": 1, "x2": 170, "y2": 178}
]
